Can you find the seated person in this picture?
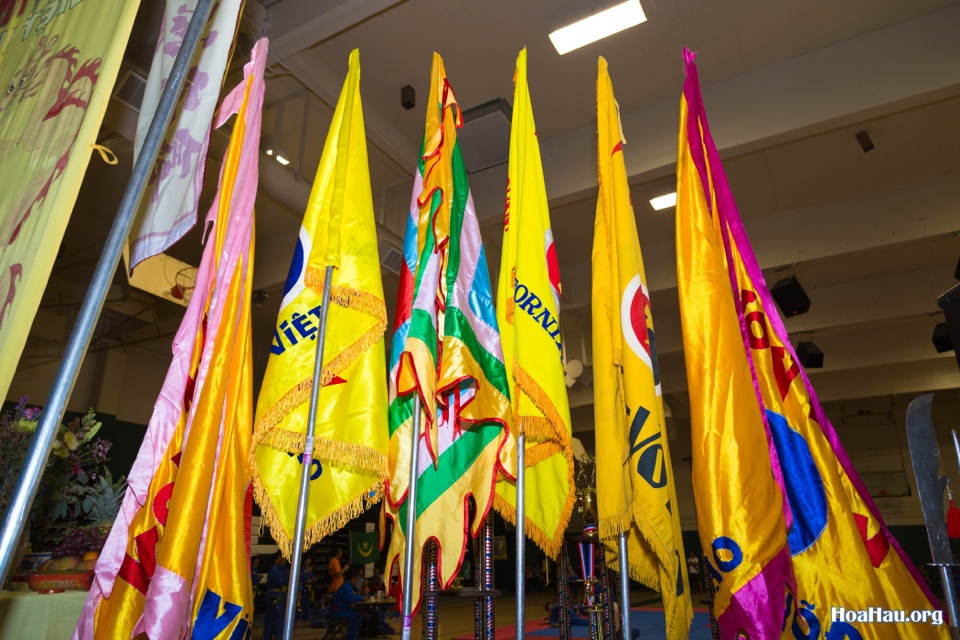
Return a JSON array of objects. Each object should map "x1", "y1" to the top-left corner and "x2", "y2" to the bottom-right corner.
[
  {"x1": 544, "y1": 601, "x2": 589, "y2": 626},
  {"x1": 368, "y1": 565, "x2": 385, "y2": 593},
  {"x1": 546, "y1": 601, "x2": 642, "y2": 639},
  {"x1": 331, "y1": 567, "x2": 368, "y2": 640}
]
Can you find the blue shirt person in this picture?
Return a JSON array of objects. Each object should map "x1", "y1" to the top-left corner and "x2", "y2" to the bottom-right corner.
[
  {"x1": 263, "y1": 551, "x2": 290, "y2": 640},
  {"x1": 330, "y1": 567, "x2": 367, "y2": 640}
]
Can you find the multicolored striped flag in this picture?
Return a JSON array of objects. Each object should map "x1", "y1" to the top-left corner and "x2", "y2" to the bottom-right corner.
[
  {"x1": 493, "y1": 48, "x2": 574, "y2": 558},
  {"x1": 251, "y1": 49, "x2": 388, "y2": 556},
  {"x1": 127, "y1": 0, "x2": 243, "y2": 271},
  {"x1": 676, "y1": 48, "x2": 943, "y2": 639},
  {"x1": 384, "y1": 52, "x2": 513, "y2": 614},
  {"x1": 593, "y1": 56, "x2": 691, "y2": 640},
  {"x1": 75, "y1": 38, "x2": 268, "y2": 640}
]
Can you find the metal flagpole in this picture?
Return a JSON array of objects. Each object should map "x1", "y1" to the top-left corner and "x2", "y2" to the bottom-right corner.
[
  {"x1": 618, "y1": 532, "x2": 630, "y2": 640},
  {"x1": 282, "y1": 265, "x2": 334, "y2": 640},
  {"x1": 515, "y1": 431, "x2": 526, "y2": 639},
  {"x1": 906, "y1": 394, "x2": 960, "y2": 640},
  {"x1": 483, "y1": 512, "x2": 495, "y2": 638},
  {"x1": 0, "y1": 0, "x2": 217, "y2": 586},
  {"x1": 557, "y1": 544, "x2": 572, "y2": 640},
  {"x1": 401, "y1": 395, "x2": 422, "y2": 640},
  {"x1": 423, "y1": 541, "x2": 439, "y2": 640}
]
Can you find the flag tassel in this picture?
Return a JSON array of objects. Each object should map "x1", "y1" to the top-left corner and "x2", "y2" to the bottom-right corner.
[{"x1": 283, "y1": 264, "x2": 334, "y2": 640}]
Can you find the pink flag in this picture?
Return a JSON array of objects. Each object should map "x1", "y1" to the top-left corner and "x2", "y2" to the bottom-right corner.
[
  {"x1": 126, "y1": 0, "x2": 243, "y2": 272},
  {"x1": 74, "y1": 37, "x2": 268, "y2": 640}
]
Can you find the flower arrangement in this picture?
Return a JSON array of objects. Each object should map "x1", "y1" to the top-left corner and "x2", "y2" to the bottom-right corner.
[{"x1": 0, "y1": 397, "x2": 125, "y2": 556}]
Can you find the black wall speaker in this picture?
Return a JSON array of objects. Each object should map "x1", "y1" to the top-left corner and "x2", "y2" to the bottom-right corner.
[
  {"x1": 771, "y1": 276, "x2": 811, "y2": 317},
  {"x1": 796, "y1": 341, "x2": 824, "y2": 368},
  {"x1": 937, "y1": 282, "x2": 960, "y2": 371},
  {"x1": 932, "y1": 323, "x2": 953, "y2": 353}
]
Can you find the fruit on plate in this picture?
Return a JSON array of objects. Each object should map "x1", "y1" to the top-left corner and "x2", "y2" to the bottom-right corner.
[
  {"x1": 46, "y1": 556, "x2": 80, "y2": 571},
  {"x1": 82, "y1": 550, "x2": 100, "y2": 561}
]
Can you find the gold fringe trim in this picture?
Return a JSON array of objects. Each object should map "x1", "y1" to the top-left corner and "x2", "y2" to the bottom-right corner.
[
  {"x1": 252, "y1": 472, "x2": 385, "y2": 558},
  {"x1": 598, "y1": 511, "x2": 633, "y2": 541},
  {"x1": 493, "y1": 457, "x2": 576, "y2": 560},
  {"x1": 601, "y1": 537, "x2": 659, "y2": 593},
  {"x1": 601, "y1": 516, "x2": 691, "y2": 639},
  {"x1": 513, "y1": 365, "x2": 569, "y2": 444},
  {"x1": 503, "y1": 363, "x2": 577, "y2": 559},
  {"x1": 260, "y1": 428, "x2": 388, "y2": 476},
  {"x1": 519, "y1": 415, "x2": 560, "y2": 444},
  {"x1": 250, "y1": 272, "x2": 387, "y2": 465},
  {"x1": 493, "y1": 492, "x2": 516, "y2": 525},
  {"x1": 524, "y1": 441, "x2": 562, "y2": 467},
  {"x1": 602, "y1": 536, "x2": 690, "y2": 640}
]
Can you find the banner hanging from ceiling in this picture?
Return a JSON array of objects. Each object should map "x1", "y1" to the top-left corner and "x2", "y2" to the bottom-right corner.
[{"x1": 0, "y1": 0, "x2": 141, "y2": 402}]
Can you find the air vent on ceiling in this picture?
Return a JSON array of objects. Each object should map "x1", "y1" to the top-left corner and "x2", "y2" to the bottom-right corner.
[
  {"x1": 113, "y1": 66, "x2": 147, "y2": 112},
  {"x1": 458, "y1": 98, "x2": 512, "y2": 174},
  {"x1": 381, "y1": 245, "x2": 404, "y2": 275}
]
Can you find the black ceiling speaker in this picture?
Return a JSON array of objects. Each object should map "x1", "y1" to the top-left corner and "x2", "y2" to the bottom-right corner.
[
  {"x1": 401, "y1": 84, "x2": 415, "y2": 111},
  {"x1": 932, "y1": 322, "x2": 953, "y2": 353},
  {"x1": 796, "y1": 341, "x2": 824, "y2": 368},
  {"x1": 771, "y1": 276, "x2": 811, "y2": 317}
]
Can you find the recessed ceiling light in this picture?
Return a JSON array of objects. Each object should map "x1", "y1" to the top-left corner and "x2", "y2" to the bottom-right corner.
[
  {"x1": 549, "y1": 0, "x2": 647, "y2": 56},
  {"x1": 275, "y1": 154, "x2": 290, "y2": 166},
  {"x1": 266, "y1": 149, "x2": 273, "y2": 156},
  {"x1": 649, "y1": 192, "x2": 677, "y2": 211}
]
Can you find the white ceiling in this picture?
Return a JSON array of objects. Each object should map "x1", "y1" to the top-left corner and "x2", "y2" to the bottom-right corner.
[{"x1": 23, "y1": 0, "x2": 960, "y2": 433}]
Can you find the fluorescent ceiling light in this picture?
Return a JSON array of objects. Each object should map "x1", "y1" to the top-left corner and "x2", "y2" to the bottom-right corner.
[
  {"x1": 549, "y1": 0, "x2": 647, "y2": 55},
  {"x1": 275, "y1": 154, "x2": 290, "y2": 166},
  {"x1": 649, "y1": 192, "x2": 677, "y2": 210}
]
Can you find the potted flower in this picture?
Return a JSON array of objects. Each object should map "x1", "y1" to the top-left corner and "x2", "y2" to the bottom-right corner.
[{"x1": 0, "y1": 399, "x2": 125, "y2": 578}]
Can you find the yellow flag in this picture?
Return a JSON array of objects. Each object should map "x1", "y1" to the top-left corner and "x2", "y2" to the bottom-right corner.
[
  {"x1": 593, "y1": 57, "x2": 692, "y2": 640},
  {"x1": 252, "y1": 49, "x2": 388, "y2": 556},
  {"x1": 677, "y1": 48, "x2": 944, "y2": 640},
  {"x1": 0, "y1": 1, "x2": 139, "y2": 403},
  {"x1": 494, "y1": 48, "x2": 574, "y2": 558}
]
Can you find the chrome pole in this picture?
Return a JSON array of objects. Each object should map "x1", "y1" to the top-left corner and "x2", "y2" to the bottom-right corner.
[
  {"x1": 401, "y1": 395, "x2": 422, "y2": 640},
  {"x1": 515, "y1": 432, "x2": 526, "y2": 639},
  {"x1": 0, "y1": 0, "x2": 217, "y2": 585},
  {"x1": 618, "y1": 533, "x2": 630, "y2": 640},
  {"x1": 282, "y1": 264, "x2": 334, "y2": 640}
]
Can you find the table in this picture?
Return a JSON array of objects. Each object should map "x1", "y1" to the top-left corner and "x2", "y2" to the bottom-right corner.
[
  {"x1": 0, "y1": 589, "x2": 88, "y2": 639},
  {"x1": 354, "y1": 597, "x2": 398, "y2": 638}
]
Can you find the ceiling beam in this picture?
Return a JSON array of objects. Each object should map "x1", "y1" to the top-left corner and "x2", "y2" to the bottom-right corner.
[{"x1": 266, "y1": 0, "x2": 406, "y2": 60}]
